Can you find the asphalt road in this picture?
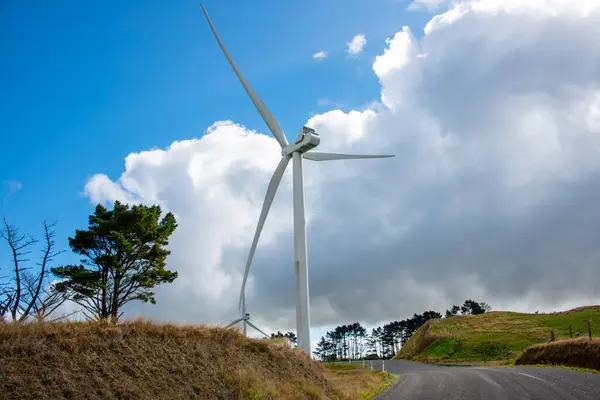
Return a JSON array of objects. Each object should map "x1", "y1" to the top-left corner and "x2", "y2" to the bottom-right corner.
[{"x1": 367, "y1": 360, "x2": 600, "y2": 400}]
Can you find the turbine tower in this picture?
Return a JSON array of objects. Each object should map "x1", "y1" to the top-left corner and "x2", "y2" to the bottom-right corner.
[{"x1": 201, "y1": 4, "x2": 394, "y2": 357}]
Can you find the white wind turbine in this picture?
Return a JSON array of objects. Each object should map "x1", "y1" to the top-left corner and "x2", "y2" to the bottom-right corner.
[
  {"x1": 201, "y1": 4, "x2": 394, "y2": 357},
  {"x1": 225, "y1": 292, "x2": 269, "y2": 338}
]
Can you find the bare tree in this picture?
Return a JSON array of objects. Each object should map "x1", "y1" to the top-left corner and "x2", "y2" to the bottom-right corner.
[
  {"x1": 0, "y1": 219, "x2": 67, "y2": 322},
  {"x1": 22, "y1": 273, "x2": 67, "y2": 321},
  {"x1": 1, "y1": 219, "x2": 36, "y2": 320},
  {"x1": 0, "y1": 279, "x2": 13, "y2": 321}
]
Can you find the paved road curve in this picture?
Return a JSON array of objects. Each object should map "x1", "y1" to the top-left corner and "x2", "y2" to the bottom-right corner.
[{"x1": 368, "y1": 360, "x2": 600, "y2": 400}]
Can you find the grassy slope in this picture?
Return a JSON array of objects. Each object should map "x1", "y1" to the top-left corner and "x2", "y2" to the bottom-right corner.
[
  {"x1": 395, "y1": 306, "x2": 600, "y2": 362},
  {"x1": 0, "y1": 320, "x2": 390, "y2": 400},
  {"x1": 322, "y1": 364, "x2": 397, "y2": 399},
  {"x1": 515, "y1": 337, "x2": 600, "y2": 370}
]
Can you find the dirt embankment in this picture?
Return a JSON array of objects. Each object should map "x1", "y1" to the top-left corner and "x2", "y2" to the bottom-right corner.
[
  {"x1": 515, "y1": 337, "x2": 600, "y2": 370},
  {"x1": 0, "y1": 320, "x2": 383, "y2": 400}
]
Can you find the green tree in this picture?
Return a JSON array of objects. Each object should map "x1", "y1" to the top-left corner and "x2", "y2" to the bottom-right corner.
[
  {"x1": 52, "y1": 201, "x2": 178, "y2": 321},
  {"x1": 460, "y1": 299, "x2": 490, "y2": 315},
  {"x1": 284, "y1": 331, "x2": 298, "y2": 347},
  {"x1": 423, "y1": 310, "x2": 443, "y2": 321},
  {"x1": 479, "y1": 302, "x2": 492, "y2": 313},
  {"x1": 445, "y1": 305, "x2": 460, "y2": 318},
  {"x1": 270, "y1": 331, "x2": 298, "y2": 347}
]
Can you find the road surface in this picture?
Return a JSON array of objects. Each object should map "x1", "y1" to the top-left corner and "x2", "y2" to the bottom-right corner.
[{"x1": 366, "y1": 360, "x2": 600, "y2": 399}]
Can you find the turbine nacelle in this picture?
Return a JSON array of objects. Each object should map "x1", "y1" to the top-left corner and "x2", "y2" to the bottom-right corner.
[{"x1": 281, "y1": 126, "x2": 320, "y2": 156}]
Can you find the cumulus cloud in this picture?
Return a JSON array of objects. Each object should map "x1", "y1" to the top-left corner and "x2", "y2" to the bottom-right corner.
[
  {"x1": 86, "y1": 0, "x2": 600, "y2": 335},
  {"x1": 312, "y1": 51, "x2": 328, "y2": 60},
  {"x1": 346, "y1": 34, "x2": 367, "y2": 56}
]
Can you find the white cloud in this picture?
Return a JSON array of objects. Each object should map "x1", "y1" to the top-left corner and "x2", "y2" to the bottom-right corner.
[
  {"x1": 408, "y1": 0, "x2": 448, "y2": 10},
  {"x1": 312, "y1": 51, "x2": 328, "y2": 60},
  {"x1": 86, "y1": 0, "x2": 600, "y2": 335},
  {"x1": 346, "y1": 34, "x2": 367, "y2": 55}
]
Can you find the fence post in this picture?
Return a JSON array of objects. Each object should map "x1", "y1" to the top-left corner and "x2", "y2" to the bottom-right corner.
[
  {"x1": 550, "y1": 330, "x2": 555, "y2": 342},
  {"x1": 569, "y1": 325, "x2": 573, "y2": 338},
  {"x1": 588, "y1": 320, "x2": 592, "y2": 340},
  {"x1": 382, "y1": 361, "x2": 385, "y2": 372},
  {"x1": 370, "y1": 362, "x2": 373, "y2": 371}
]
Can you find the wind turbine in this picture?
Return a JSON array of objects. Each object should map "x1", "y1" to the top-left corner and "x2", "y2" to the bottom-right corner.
[
  {"x1": 225, "y1": 292, "x2": 269, "y2": 338},
  {"x1": 201, "y1": 4, "x2": 394, "y2": 357}
]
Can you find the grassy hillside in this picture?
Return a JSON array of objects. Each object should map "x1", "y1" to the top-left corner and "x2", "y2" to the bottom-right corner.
[
  {"x1": 515, "y1": 337, "x2": 600, "y2": 370},
  {"x1": 0, "y1": 320, "x2": 391, "y2": 400},
  {"x1": 395, "y1": 306, "x2": 600, "y2": 362}
]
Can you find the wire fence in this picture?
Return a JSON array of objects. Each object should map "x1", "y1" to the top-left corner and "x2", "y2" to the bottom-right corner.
[{"x1": 549, "y1": 320, "x2": 593, "y2": 342}]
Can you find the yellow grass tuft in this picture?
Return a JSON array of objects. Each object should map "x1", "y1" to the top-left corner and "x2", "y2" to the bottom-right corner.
[
  {"x1": 322, "y1": 364, "x2": 397, "y2": 399},
  {"x1": 0, "y1": 319, "x2": 390, "y2": 399}
]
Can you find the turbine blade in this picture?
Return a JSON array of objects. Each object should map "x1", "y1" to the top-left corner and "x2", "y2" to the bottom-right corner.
[
  {"x1": 239, "y1": 155, "x2": 292, "y2": 308},
  {"x1": 200, "y1": 4, "x2": 288, "y2": 148},
  {"x1": 303, "y1": 151, "x2": 395, "y2": 161},
  {"x1": 246, "y1": 320, "x2": 269, "y2": 338},
  {"x1": 225, "y1": 317, "x2": 245, "y2": 328}
]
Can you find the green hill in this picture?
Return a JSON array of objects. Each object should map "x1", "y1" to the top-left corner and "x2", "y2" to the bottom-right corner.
[{"x1": 395, "y1": 306, "x2": 600, "y2": 362}]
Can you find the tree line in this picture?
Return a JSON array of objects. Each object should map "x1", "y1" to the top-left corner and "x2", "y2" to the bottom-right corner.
[
  {"x1": 313, "y1": 300, "x2": 491, "y2": 361},
  {"x1": 1, "y1": 201, "x2": 178, "y2": 323}
]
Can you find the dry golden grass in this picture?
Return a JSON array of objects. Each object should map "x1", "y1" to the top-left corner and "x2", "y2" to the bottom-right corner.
[
  {"x1": 515, "y1": 337, "x2": 600, "y2": 370},
  {"x1": 321, "y1": 364, "x2": 395, "y2": 399},
  {"x1": 0, "y1": 319, "x2": 388, "y2": 400}
]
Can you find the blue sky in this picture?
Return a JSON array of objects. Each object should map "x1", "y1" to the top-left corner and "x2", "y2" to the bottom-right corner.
[{"x1": 1, "y1": 0, "x2": 430, "y2": 265}]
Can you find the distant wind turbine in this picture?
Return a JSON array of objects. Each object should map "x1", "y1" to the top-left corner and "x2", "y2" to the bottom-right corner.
[
  {"x1": 225, "y1": 292, "x2": 268, "y2": 338},
  {"x1": 201, "y1": 4, "x2": 394, "y2": 357}
]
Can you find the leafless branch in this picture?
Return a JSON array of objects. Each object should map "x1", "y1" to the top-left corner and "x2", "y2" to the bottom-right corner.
[
  {"x1": 1, "y1": 218, "x2": 38, "y2": 320},
  {"x1": 1, "y1": 219, "x2": 68, "y2": 322},
  {"x1": 19, "y1": 221, "x2": 66, "y2": 321},
  {"x1": 0, "y1": 285, "x2": 14, "y2": 321},
  {"x1": 48, "y1": 309, "x2": 81, "y2": 323},
  {"x1": 22, "y1": 274, "x2": 68, "y2": 322}
]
